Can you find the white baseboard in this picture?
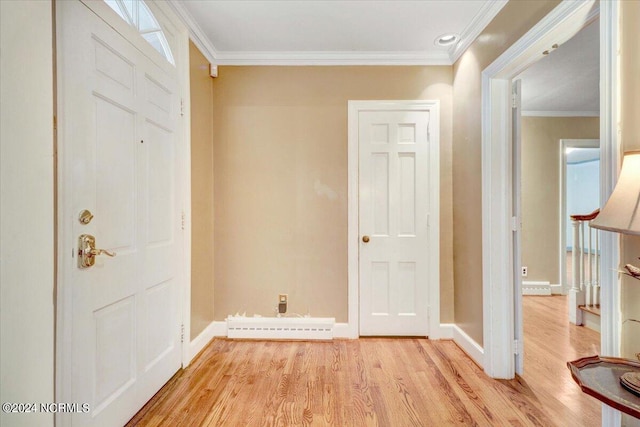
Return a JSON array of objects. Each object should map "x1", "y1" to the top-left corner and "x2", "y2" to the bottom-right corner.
[
  {"x1": 439, "y1": 323, "x2": 484, "y2": 368},
  {"x1": 332, "y1": 323, "x2": 447, "y2": 340},
  {"x1": 550, "y1": 284, "x2": 563, "y2": 295},
  {"x1": 522, "y1": 281, "x2": 551, "y2": 296},
  {"x1": 188, "y1": 321, "x2": 226, "y2": 364},
  {"x1": 333, "y1": 322, "x2": 355, "y2": 338}
]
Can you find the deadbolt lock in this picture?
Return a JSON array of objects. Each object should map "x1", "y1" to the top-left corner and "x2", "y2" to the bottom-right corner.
[
  {"x1": 78, "y1": 209, "x2": 94, "y2": 225},
  {"x1": 78, "y1": 234, "x2": 116, "y2": 269}
]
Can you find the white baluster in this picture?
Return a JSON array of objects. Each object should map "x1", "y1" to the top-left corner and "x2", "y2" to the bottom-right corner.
[
  {"x1": 580, "y1": 221, "x2": 585, "y2": 292},
  {"x1": 594, "y1": 227, "x2": 600, "y2": 306},
  {"x1": 569, "y1": 219, "x2": 584, "y2": 325},
  {"x1": 572, "y1": 220, "x2": 581, "y2": 293},
  {"x1": 585, "y1": 224, "x2": 594, "y2": 305}
]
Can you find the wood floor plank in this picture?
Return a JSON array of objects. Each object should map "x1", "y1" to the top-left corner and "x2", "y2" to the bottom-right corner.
[{"x1": 127, "y1": 296, "x2": 601, "y2": 426}]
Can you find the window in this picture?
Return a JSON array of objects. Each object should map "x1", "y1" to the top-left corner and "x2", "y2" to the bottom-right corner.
[{"x1": 105, "y1": 0, "x2": 175, "y2": 65}]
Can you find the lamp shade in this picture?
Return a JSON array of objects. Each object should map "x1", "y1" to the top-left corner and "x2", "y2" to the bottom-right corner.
[{"x1": 590, "y1": 150, "x2": 640, "y2": 235}]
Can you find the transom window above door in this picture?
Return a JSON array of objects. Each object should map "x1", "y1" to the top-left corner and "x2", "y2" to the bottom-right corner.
[{"x1": 104, "y1": 0, "x2": 175, "y2": 65}]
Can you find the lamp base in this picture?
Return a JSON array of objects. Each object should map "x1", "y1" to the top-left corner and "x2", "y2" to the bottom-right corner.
[{"x1": 620, "y1": 372, "x2": 640, "y2": 396}]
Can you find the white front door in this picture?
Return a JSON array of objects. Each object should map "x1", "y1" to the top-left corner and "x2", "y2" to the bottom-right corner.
[
  {"x1": 357, "y1": 105, "x2": 437, "y2": 336},
  {"x1": 57, "y1": 1, "x2": 183, "y2": 425}
]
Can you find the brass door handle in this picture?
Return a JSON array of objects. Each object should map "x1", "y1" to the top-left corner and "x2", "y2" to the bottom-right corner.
[
  {"x1": 362, "y1": 235, "x2": 370, "y2": 243},
  {"x1": 90, "y1": 248, "x2": 116, "y2": 257},
  {"x1": 78, "y1": 234, "x2": 116, "y2": 268}
]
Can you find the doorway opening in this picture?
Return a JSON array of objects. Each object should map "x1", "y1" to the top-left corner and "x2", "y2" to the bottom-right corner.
[
  {"x1": 562, "y1": 141, "x2": 600, "y2": 297},
  {"x1": 481, "y1": 0, "x2": 620, "y2": 403}
]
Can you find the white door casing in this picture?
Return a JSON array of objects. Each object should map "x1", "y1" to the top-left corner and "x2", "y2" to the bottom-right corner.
[
  {"x1": 512, "y1": 79, "x2": 524, "y2": 375},
  {"x1": 348, "y1": 101, "x2": 440, "y2": 338},
  {"x1": 56, "y1": 1, "x2": 188, "y2": 425},
  {"x1": 481, "y1": 9, "x2": 622, "y2": 425}
]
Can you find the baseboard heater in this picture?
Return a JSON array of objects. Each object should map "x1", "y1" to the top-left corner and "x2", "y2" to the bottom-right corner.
[
  {"x1": 226, "y1": 316, "x2": 335, "y2": 340},
  {"x1": 522, "y1": 281, "x2": 552, "y2": 296}
]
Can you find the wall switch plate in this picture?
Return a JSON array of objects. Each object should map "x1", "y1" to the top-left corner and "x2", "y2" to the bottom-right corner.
[{"x1": 522, "y1": 266, "x2": 528, "y2": 277}]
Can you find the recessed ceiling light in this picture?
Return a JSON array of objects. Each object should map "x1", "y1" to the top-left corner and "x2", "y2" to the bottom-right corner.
[{"x1": 435, "y1": 34, "x2": 459, "y2": 47}]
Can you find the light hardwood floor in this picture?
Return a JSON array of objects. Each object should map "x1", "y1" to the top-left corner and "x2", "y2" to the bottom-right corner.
[{"x1": 128, "y1": 296, "x2": 601, "y2": 426}]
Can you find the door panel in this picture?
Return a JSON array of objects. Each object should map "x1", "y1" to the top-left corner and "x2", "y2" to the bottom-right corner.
[
  {"x1": 57, "y1": 1, "x2": 182, "y2": 425},
  {"x1": 359, "y1": 110, "x2": 431, "y2": 336}
]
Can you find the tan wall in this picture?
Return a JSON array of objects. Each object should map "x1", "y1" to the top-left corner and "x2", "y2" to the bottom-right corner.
[
  {"x1": 620, "y1": 0, "x2": 640, "y2": 360},
  {"x1": 521, "y1": 117, "x2": 599, "y2": 284},
  {"x1": 189, "y1": 41, "x2": 215, "y2": 339},
  {"x1": 452, "y1": 0, "x2": 561, "y2": 344},
  {"x1": 212, "y1": 66, "x2": 453, "y2": 323}
]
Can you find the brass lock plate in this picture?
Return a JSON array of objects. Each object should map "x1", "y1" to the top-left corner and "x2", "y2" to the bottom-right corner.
[{"x1": 78, "y1": 234, "x2": 96, "y2": 268}]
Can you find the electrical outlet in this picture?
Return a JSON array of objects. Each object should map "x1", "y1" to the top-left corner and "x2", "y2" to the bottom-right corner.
[
  {"x1": 278, "y1": 294, "x2": 288, "y2": 314},
  {"x1": 522, "y1": 266, "x2": 528, "y2": 277}
]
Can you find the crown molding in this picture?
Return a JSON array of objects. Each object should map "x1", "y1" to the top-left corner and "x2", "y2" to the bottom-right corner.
[
  {"x1": 449, "y1": 0, "x2": 508, "y2": 63},
  {"x1": 522, "y1": 110, "x2": 599, "y2": 117},
  {"x1": 484, "y1": 0, "x2": 599, "y2": 78},
  {"x1": 166, "y1": 0, "x2": 217, "y2": 64},
  {"x1": 212, "y1": 51, "x2": 451, "y2": 66},
  {"x1": 166, "y1": 0, "x2": 509, "y2": 66}
]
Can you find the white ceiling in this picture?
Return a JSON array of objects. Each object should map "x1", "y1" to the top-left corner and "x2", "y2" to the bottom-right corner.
[
  {"x1": 170, "y1": 1, "x2": 598, "y2": 113},
  {"x1": 171, "y1": 0, "x2": 508, "y2": 65},
  {"x1": 517, "y1": 19, "x2": 599, "y2": 116}
]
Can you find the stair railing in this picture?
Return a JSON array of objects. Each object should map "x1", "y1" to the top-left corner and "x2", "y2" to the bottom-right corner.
[{"x1": 569, "y1": 209, "x2": 600, "y2": 325}]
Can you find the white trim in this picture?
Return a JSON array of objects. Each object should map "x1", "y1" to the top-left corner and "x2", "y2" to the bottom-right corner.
[
  {"x1": 483, "y1": 1, "x2": 599, "y2": 79},
  {"x1": 166, "y1": 0, "x2": 217, "y2": 64},
  {"x1": 348, "y1": 100, "x2": 440, "y2": 340},
  {"x1": 212, "y1": 51, "x2": 450, "y2": 66},
  {"x1": 163, "y1": 1, "x2": 507, "y2": 67},
  {"x1": 481, "y1": 0, "x2": 610, "y2": 380},
  {"x1": 598, "y1": 0, "x2": 621, "y2": 359},
  {"x1": 347, "y1": 103, "x2": 361, "y2": 340},
  {"x1": 559, "y1": 139, "x2": 599, "y2": 296},
  {"x1": 162, "y1": 1, "x2": 506, "y2": 66},
  {"x1": 550, "y1": 284, "x2": 563, "y2": 295},
  {"x1": 332, "y1": 323, "x2": 353, "y2": 339},
  {"x1": 440, "y1": 324, "x2": 485, "y2": 367},
  {"x1": 599, "y1": 1, "x2": 621, "y2": 425},
  {"x1": 188, "y1": 321, "x2": 226, "y2": 363},
  {"x1": 481, "y1": 76, "x2": 514, "y2": 379},
  {"x1": 166, "y1": 1, "x2": 193, "y2": 370},
  {"x1": 522, "y1": 110, "x2": 600, "y2": 117},
  {"x1": 449, "y1": 0, "x2": 509, "y2": 63}
]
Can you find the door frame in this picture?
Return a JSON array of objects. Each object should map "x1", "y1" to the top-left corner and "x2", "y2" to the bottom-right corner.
[
  {"x1": 559, "y1": 139, "x2": 600, "y2": 295},
  {"x1": 481, "y1": 1, "x2": 621, "y2": 424},
  {"x1": 55, "y1": 1, "x2": 192, "y2": 422},
  {"x1": 347, "y1": 100, "x2": 441, "y2": 339}
]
